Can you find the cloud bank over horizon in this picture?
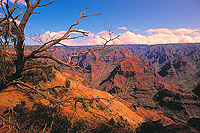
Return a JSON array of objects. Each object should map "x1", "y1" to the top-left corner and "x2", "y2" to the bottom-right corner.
[{"x1": 29, "y1": 28, "x2": 200, "y2": 46}]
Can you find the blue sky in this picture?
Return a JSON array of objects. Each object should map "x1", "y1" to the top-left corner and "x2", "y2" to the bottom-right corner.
[
  {"x1": 26, "y1": 0, "x2": 200, "y2": 32},
  {"x1": 1, "y1": 0, "x2": 200, "y2": 45}
]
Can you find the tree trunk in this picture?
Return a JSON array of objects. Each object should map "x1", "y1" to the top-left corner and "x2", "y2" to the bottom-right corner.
[
  {"x1": 12, "y1": 37, "x2": 25, "y2": 81},
  {"x1": 0, "y1": 38, "x2": 25, "y2": 90}
]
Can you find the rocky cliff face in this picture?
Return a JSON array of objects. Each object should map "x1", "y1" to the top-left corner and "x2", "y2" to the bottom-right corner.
[
  {"x1": 90, "y1": 54, "x2": 200, "y2": 124},
  {"x1": 142, "y1": 43, "x2": 200, "y2": 91},
  {"x1": 157, "y1": 54, "x2": 198, "y2": 91},
  {"x1": 42, "y1": 43, "x2": 200, "y2": 91}
]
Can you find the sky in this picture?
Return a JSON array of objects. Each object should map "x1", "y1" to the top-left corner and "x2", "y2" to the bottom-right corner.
[{"x1": 1, "y1": 0, "x2": 200, "y2": 45}]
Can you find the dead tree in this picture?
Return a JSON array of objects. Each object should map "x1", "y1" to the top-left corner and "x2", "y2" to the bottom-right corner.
[{"x1": 0, "y1": 0, "x2": 119, "y2": 89}]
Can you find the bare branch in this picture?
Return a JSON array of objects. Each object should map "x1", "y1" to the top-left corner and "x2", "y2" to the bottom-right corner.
[
  {"x1": 13, "y1": 9, "x2": 24, "y2": 20},
  {"x1": 4, "y1": 81, "x2": 36, "y2": 90},
  {"x1": 57, "y1": 42, "x2": 80, "y2": 51},
  {"x1": 10, "y1": 0, "x2": 19, "y2": 15},
  {"x1": 81, "y1": 13, "x2": 100, "y2": 19},
  {"x1": 31, "y1": 54, "x2": 82, "y2": 69},
  {"x1": 25, "y1": 0, "x2": 32, "y2": 7},
  {"x1": 34, "y1": 7, "x2": 99, "y2": 54},
  {"x1": 1, "y1": 0, "x2": 8, "y2": 18},
  {"x1": 17, "y1": 5, "x2": 25, "y2": 9},
  {"x1": 70, "y1": 29, "x2": 89, "y2": 36},
  {"x1": 37, "y1": 0, "x2": 53, "y2": 7},
  {"x1": 0, "y1": 25, "x2": 8, "y2": 36},
  {"x1": 7, "y1": 21, "x2": 17, "y2": 46},
  {"x1": 26, "y1": 8, "x2": 99, "y2": 61},
  {"x1": 27, "y1": 28, "x2": 120, "y2": 71},
  {"x1": 32, "y1": 0, "x2": 41, "y2": 7},
  {"x1": 67, "y1": 35, "x2": 85, "y2": 40}
]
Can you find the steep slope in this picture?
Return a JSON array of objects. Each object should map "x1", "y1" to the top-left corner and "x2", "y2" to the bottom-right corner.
[
  {"x1": 117, "y1": 43, "x2": 200, "y2": 91},
  {"x1": 91, "y1": 55, "x2": 200, "y2": 124},
  {"x1": 92, "y1": 55, "x2": 177, "y2": 106},
  {"x1": 143, "y1": 43, "x2": 200, "y2": 90},
  {"x1": 0, "y1": 69, "x2": 177, "y2": 132},
  {"x1": 158, "y1": 54, "x2": 198, "y2": 91}
]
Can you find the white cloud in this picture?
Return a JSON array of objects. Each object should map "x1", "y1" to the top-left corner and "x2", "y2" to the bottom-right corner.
[
  {"x1": 118, "y1": 30, "x2": 200, "y2": 45},
  {"x1": 147, "y1": 28, "x2": 173, "y2": 34},
  {"x1": 118, "y1": 26, "x2": 128, "y2": 30},
  {"x1": 147, "y1": 28, "x2": 200, "y2": 35},
  {"x1": 30, "y1": 28, "x2": 200, "y2": 46}
]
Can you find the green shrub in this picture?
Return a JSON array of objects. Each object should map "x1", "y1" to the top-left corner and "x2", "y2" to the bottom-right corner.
[
  {"x1": 82, "y1": 100, "x2": 89, "y2": 112},
  {"x1": 0, "y1": 49, "x2": 15, "y2": 84},
  {"x1": 92, "y1": 116, "x2": 132, "y2": 133},
  {"x1": 48, "y1": 87, "x2": 58, "y2": 98},
  {"x1": 109, "y1": 118, "x2": 115, "y2": 126},
  {"x1": 65, "y1": 78, "x2": 70, "y2": 88},
  {"x1": 136, "y1": 119, "x2": 164, "y2": 133},
  {"x1": 8, "y1": 101, "x2": 71, "y2": 132}
]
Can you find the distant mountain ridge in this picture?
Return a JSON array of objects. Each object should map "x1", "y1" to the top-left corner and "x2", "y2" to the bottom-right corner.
[
  {"x1": 25, "y1": 43, "x2": 200, "y2": 93},
  {"x1": 45, "y1": 43, "x2": 200, "y2": 91}
]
